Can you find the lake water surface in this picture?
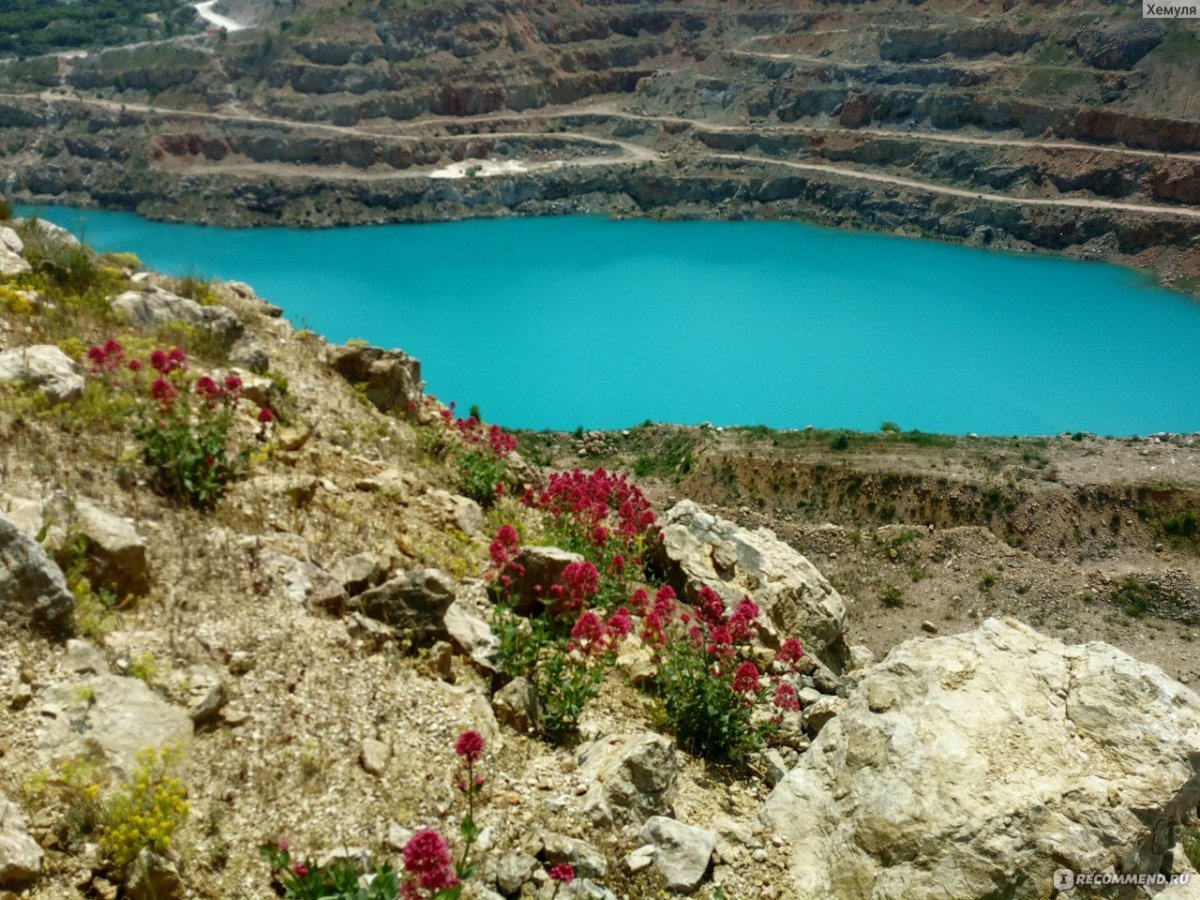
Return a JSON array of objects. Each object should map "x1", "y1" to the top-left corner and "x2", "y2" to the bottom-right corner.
[{"x1": 19, "y1": 205, "x2": 1200, "y2": 436}]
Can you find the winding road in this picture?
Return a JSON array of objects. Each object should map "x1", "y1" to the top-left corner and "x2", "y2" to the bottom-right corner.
[{"x1": 193, "y1": 1, "x2": 246, "y2": 33}]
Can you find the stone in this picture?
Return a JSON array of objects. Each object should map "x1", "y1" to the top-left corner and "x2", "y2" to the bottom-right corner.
[
  {"x1": 0, "y1": 796, "x2": 42, "y2": 888},
  {"x1": 46, "y1": 495, "x2": 149, "y2": 597},
  {"x1": 19, "y1": 219, "x2": 79, "y2": 247},
  {"x1": 419, "y1": 489, "x2": 484, "y2": 536},
  {"x1": 624, "y1": 844, "x2": 656, "y2": 874},
  {"x1": 0, "y1": 511, "x2": 74, "y2": 634},
  {"x1": 111, "y1": 288, "x2": 243, "y2": 343},
  {"x1": 316, "y1": 847, "x2": 372, "y2": 873},
  {"x1": 0, "y1": 226, "x2": 24, "y2": 256},
  {"x1": 497, "y1": 545, "x2": 585, "y2": 615},
  {"x1": 258, "y1": 550, "x2": 348, "y2": 613},
  {"x1": 0, "y1": 247, "x2": 29, "y2": 277},
  {"x1": 66, "y1": 640, "x2": 109, "y2": 675},
  {"x1": 328, "y1": 342, "x2": 423, "y2": 413},
  {"x1": 492, "y1": 676, "x2": 540, "y2": 733},
  {"x1": 920, "y1": 620, "x2": 939, "y2": 634},
  {"x1": 846, "y1": 644, "x2": 876, "y2": 672},
  {"x1": 166, "y1": 664, "x2": 226, "y2": 727},
  {"x1": 228, "y1": 335, "x2": 270, "y2": 373},
  {"x1": 577, "y1": 732, "x2": 678, "y2": 827},
  {"x1": 124, "y1": 849, "x2": 184, "y2": 900},
  {"x1": 0, "y1": 345, "x2": 84, "y2": 404},
  {"x1": 360, "y1": 738, "x2": 390, "y2": 776},
  {"x1": 443, "y1": 600, "x2": 498, "y2": 669},
  {"x1": 354, "y1": 568, "x2": 456, "y2": 638},
  {"x1": 40, "y1": 675, "x2": 193, "y2": 777},
  {"x1": 760, "y1": 618, "x2": 1200, "y2": 900},
  {"x1": 1076, "y1": 19, "x2": 1164, "y2": 70},
  {"x1": 346, "y1": 612, "x2": 394, "y2": 650},
  {"x1": 653, "y1": 500, "x2": 847, "y2": 666},
  {"x1": 540, "y1": 832, "x2": 607, "y2": 879},
  {"x1": 493, "y1": 850, "x2": 539, "y2": 894},
  {"x1": 802, "y1": 695, "x2": 845, "y2": 737},
  {"x1": 763, "y1": 749, "x2": 790, "y2": 786},
  {"x1": 330, "y1": 552, "x2": 387, "y2": 596},
  {"x1": 638, "y1": 817, "x2": 716, "y2": 894}
]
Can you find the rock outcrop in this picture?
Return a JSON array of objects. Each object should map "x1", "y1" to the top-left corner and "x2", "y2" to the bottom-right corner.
[
  {"x1": 111, "y1": 287, "x2": 243, "y2": 343},
  {"x1": 577, "y1": 732, "x2": 678, "y2": 828},
  {"x1": 760, "y1": 618, "x2": 1200, "y2": 899},
  {"x1": 328, "y1": 342, "x2": 423, "y2": 413},
  {"x1": 0, "y1": 795, "x2": 42, "y2": 888},
  {"x1": 0, "y1": 345, "x2": 85, "y2": 404},
  {"x1": 654, "y1": 500, "x2": 848, "y2": 666}
]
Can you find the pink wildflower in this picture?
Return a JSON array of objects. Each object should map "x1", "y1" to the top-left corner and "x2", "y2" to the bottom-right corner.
[
  {"x1": 454, "y1": 730, "x2": 485, "y2": 764},
  {"x1": 732, "y1": 660, "x2": 761, "y2": 695}
]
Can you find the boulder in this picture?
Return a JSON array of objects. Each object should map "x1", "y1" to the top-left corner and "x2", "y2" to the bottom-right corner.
[
  {"x1": 0, "y1": 226, "x2": 24, "y2": 256},
  {"x1": 40, "y1": 674, "x2": 193, "y2": 777},
  {"x1": 360, "y1": 738, "x2": 390, "y2": 776},
  {"x1": 0, "y1": 247, "x2": 29, "y2": 277},
  {"x1": 354, "y1": 568, "x2": 456, "y2": 638},
  {"x1": 0, "y1": 511, "x2": 74, "y2": 634},
  {"x1": 111, "y1": 288, "x2": 243, "y2": 343},
  {"x1": 330, "y1": 552, "x2": 387, "y2": 596},
  {"x1": 443, "y1": 600, "x2": 499, "y2": 669},
  {"x1": 760, "y1": 618, "x2": 1200, "y2": 900},
  {"x1": 492, "y1": 676, "x2": 540, "y2": 733},
  {"x1": 47, "y1": 495, "x2": 149, "y2": 597},
  {"x1": 577, "y1": 732, "x2": 678, "y2": 827},
  {"x1": 540, "y1": 832, "x2": 607, "y2": 879},
  {"x1": 228, "y1": 335, "x2": 270, "y2": 373},
  {"x1": 496, "y1": 545, "x2": 585, "y2": 615},
  {"x1": 493, "y1": 850, "x2": 539, "y2": 894},
  {"x1": 0, "y1": 345, "x2": 85, "y2": 404},
  {"x1": 328, "y1": 343, "x2": 423, "y2": 413},
  {"x1": 165, "y1": 664, "x2": 226, "y2": 727},
  {"x1": 0, "y1": 796, "x2": 42, "y2": 888},
  {"x1": 419, "y1": 489, "x2": 484, "y2": 536},
  {"x1": 638, "y1": 817, "x2": 715, "y2": 894},
  {"x1": 653, "y1": 500, "x2": 847, "y2": 666}
]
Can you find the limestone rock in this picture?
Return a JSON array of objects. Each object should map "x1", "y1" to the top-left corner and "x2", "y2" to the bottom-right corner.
[
  {"x1": 228, "y1": 335, "x2": 270, "y2": 373},
  {"x1": 360, "y1": 738, "x2": 390, "y2": 776},
  {"x1": 540, "y1": 832, "x2": 607, "y2": 878},
  {"x1": 65, "y1": 639, "x2": 109, "y2": 675},
  {"x1": 419, "y1": 489, "x2": 484, "y2": 536},
  {"x1": 802, "y1": 695, "x2": 844, "y2": 737},
  {"x1": 19, "y1": 219, "x2": 79, "y2": 247},
  {"x1": 111, "y1": 288, "x2": 243, "y2": 343},
  {"x1": 846, "y1": 644, "x2": 876, "y2": 672},
  {"x1": 330, "y1": 552, "x2": 387, "y2": 596},
  {"x1": 497, "y1": 545, "x2": 585, "y2": 615},
  {"x1": 47, "y1": 495, "x2": 149, "y2": 597},
  {"x1": 0, "y1": 247, "x2": 29, "y2": 277},
  {"x1": 328, "y1": 343, "x2": 423, "y2": 413},
  {"x1": 0, "y1": 226, "x2": 24, "y2": 256},
  {"x1": 1076, "y1": 20, "x2": 1164, "y2": 70},
  {"x1": 165, "y1": 664, "x2": 226, "y2": 727},
  {"x1": 653, "y1": 500, "x2": 847, "y2": 666},
  {"x1": 250, "y1": 474, "x2": 319, "y2": 508},
  {"x1": 492, "y1": 676, "x2": 540, "y2": 733},
  {"x1": 0, "y1": 345, "x2": 84, "y2": 404},
  {"x1": 443, "y1": 600, "x2": 498, "y2": 669},
  {"x1": 354, "y1": 568, "x2": 456, "y2": 638},
  {"x1": 0, "y1": 796, "x2": 42, "y2": 888},
  {"x1": 759, "y1": 618, "x2": 1200, "y2": 900},
  {"x1": 638, "y1": 817, "x2": 715, "y2": 894},
  {"x1": 258, "y1": 550, "x2": 348, "y2": 613},
  {"x1": 0, "y1": 511, "x2": 74, "y2": 634},
  {"x1": 493, "y1": 850, "x2": 539, "y2": 894},
  {"x1": 577, "y1": 732, "x2": 678, "y2": 827},
  {"x1": 40, "y1": 674, "x2": 193, "y2": 777}
]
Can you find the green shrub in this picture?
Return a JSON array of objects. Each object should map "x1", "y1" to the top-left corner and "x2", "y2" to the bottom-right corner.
[
  {"x1": 458, "y1": 447, "x2": 508, "y2": 506},
  {"x1": 880, "y1": 584, "x2": 905, "y2": 608},
  {"x1": 831, "y1": 432, "x2": 850, "y2": 451},
  {"x1": 0, "y1": 196, "x2": 12, "y2": 221},
  {"x1": 1164, "y1": 512, "x2": 1199, "y2": 539}
]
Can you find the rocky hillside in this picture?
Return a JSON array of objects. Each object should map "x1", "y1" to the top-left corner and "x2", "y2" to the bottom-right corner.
[
  {"x1": 0, "y1": 0, "x2": 1198, "y2": 292},
  {"x1": 3, "y1": 219, "x2": 1200, "y2": 898}
]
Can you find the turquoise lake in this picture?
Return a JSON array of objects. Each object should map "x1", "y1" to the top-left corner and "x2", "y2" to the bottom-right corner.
[{"x1": 18, "y1": 205, "x2": 1200, "y2": 435}]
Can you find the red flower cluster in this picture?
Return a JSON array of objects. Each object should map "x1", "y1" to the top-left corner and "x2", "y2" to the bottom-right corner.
[
  {"x1": 402, "y1": 830, "x2": 458, "y2": 895},
  {"x1": 454, "y1": 730, "x2": 485, "y2": 765},
  {"x1": 549, "y1": 560, "x2": 599, "y2": 613},
  {"x1": 150, "y1": 346, "x2": 187, "y2": 375},
  {"x1": 440, "y1": 403, "x2": 518, "y2": 458},
  {"x1": 86, "y1": 339, "x2": 124, "y2": 372},
  {"x1": 548, "y1": 862, "x2": 575, "y2": 884},
  {"x1": 638, "y1": 585, "x2": 679, "y2": 647},
  {"x1": 530, "y1": 468, "x2": 656, "y2": 539},
  {"x1": 567, "y1": 605, "x2": 633, "y2": 656}
]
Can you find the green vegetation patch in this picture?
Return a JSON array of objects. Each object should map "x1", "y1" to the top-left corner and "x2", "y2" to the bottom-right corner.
[{"x1": 0, "y1": 0, "x2": 197, "y2": 58}]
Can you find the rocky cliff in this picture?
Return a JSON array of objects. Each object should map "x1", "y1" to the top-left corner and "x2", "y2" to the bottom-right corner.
[{"x1": 0, "y1": 0, "x2": 1198, "y2": 292}]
